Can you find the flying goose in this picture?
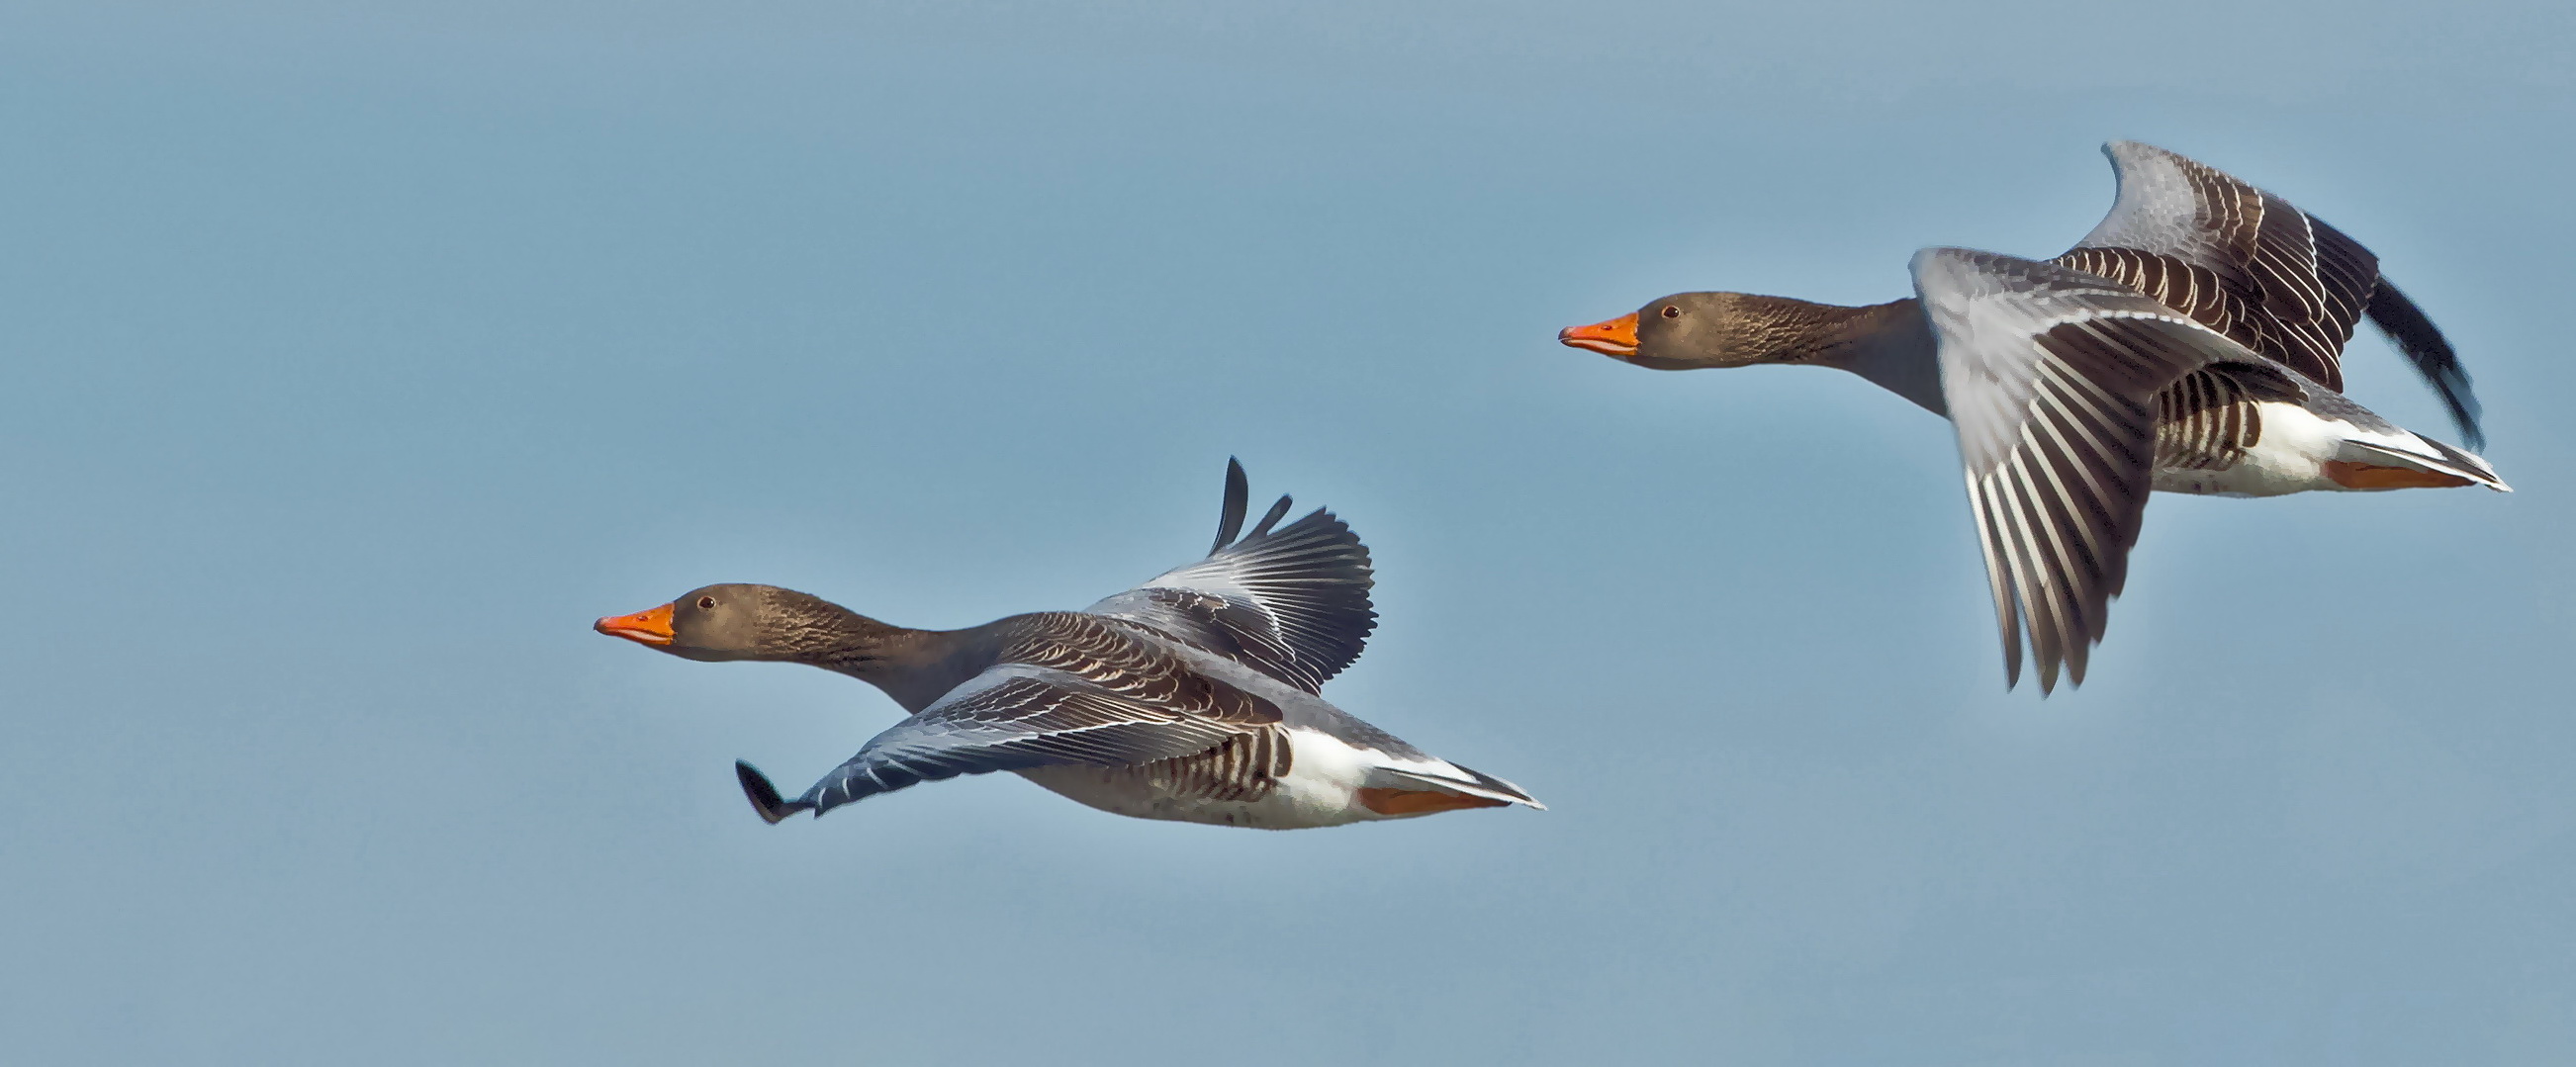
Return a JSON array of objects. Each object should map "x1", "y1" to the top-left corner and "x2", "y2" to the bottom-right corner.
[
  {"x1": 595, "y1": 460, "x2": 1541, "y2": 828},
  {"x1": 1558, "y1": 141, "x2": 2507, "y2": 692}
]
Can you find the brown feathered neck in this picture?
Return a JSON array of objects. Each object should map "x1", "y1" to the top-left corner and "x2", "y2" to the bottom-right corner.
[{"x1": 1726, "y1": 296, "x2": 1945, "y2": 416}]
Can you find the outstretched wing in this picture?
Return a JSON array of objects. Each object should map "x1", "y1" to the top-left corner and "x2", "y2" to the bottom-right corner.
[
  {"x1": 1916, "y1": 247, "x2": 2283, "y2": 694},
  {"x1": 738, "y1": 653, "x2": 1283, "y2": 822},
  {"x1": 2062, "y1": 139, "x2": 2483, "y2": 448},
  {"x1": 1085, "y1": 458, "x2": 1376, "y2": 693}
]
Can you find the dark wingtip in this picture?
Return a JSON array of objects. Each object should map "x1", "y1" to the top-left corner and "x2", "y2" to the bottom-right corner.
[
  {"x1": 1247, "y1": 494, "x2": 1294, "y2": 540},
  {"x1": 2436, "y1": 367, "x2": 2487, "y2": 451},
  {"x1": 2036, "y1": 642, "x2": 2068, "y2": 695},
  {"x1": 1213, "y1": 458, "x2": 1250, "y2": 554},
  {"x1": 2449, "y1": 381, "x2": 2488, "y2": 452},
  {"x1": 735, "y1": 760, "x2": 803, "y2": 825},
  {"x1": 2364, "y1": 279, "x2": 2487, "y2": 452}
]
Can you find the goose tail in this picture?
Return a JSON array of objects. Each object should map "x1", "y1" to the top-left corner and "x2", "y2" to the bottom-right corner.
[
  {"x1": 1366, "y1": 761, "x2": 1546, "y2": 812},
  {"x1": 2334, "y1": 435, "x2": 2511, "y2": 492}
]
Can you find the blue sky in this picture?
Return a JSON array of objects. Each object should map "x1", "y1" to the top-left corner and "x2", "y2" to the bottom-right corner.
[{"x1": 6, "y1": 1, "x2": 2574, "y2": 1062}]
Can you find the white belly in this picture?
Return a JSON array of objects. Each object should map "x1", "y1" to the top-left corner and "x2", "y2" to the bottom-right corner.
[
  {"x1": 2151, "y1": 401, "x2": 2367, "y2": 497},
  {"x1": 1013, "y1": 730, "x2": 1389, "y2": 831}
]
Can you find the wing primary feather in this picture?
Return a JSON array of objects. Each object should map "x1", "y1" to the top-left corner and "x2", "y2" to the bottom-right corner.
[
  {"x1": 1086, "y1": 496, "x2": 1377, "y2": 692},
  {"x1": 2030, "y1": 397, "x2": 2124, "y2": 527},
  {"x1": 2362, "y1": 280, "x2": 2485, "y2": 450},
  {"x1": 1996, "y1": 457, "x2": 2070, "y2": 695},
  {"x1": 1248, "y1": 494, "x2": 1294, "y2": 539},
  {"x1": 1967, "y1": 475, "x2": 2025, "y2": 689},
  {"x1": 2018, "y1": 412, "x2": 2102, "y2": 686},
  {"x1": 1983, "y1": 467, "x2": 2061, "y2": 694},
  {"x1": 2021, "y1": 402, "x2": 2111, "y2": 609},
  {"x1": 1213, "y1": 458, "x2": 1250, "y2": 553},
  {"x1": 735, "y1": 760, "x2": 812, "y2": 825}
]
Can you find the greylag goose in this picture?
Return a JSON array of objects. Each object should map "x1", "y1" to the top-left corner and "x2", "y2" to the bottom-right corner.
[
  {"x1": 1558, "y1": 140, "x2": 2507, "y2": 692},
  {"x1": 595, "y1": 460, "x2": 1541, "y2": 828}
]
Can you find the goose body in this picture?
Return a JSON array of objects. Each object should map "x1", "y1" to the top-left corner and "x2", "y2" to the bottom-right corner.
[
  {"x1": 1560, "y1": 141, "x2": 2506, "y2": 691},
  {"x1": 1016, "y1": 647, "x2": 1527, "y2": 829},
  {"x1": 2148, "y1": 384, "x2": 2495, "y2": 497},
  {"x1": 595, "y1": 460, "x2": 1539, "y2": 829}
]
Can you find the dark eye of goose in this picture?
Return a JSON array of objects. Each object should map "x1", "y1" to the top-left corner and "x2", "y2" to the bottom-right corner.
[
  {"x1": 697, "y1": 595, "x2": 717, "y2": 609},
  {"x1": 1660, "y1": 305, "x2": 1681, "y2": 319}
]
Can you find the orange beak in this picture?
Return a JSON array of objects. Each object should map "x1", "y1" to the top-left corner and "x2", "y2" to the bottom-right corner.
[
  {"x1": 1558, "y1": 312, "x2": 1639, "y2": 358},
  {"x1": 595, "y1": 603, "x2": 676, "y2": 647}
]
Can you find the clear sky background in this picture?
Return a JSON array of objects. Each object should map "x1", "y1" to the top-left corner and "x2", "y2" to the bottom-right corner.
[{"x1": 7, "y1": 2, "x2": 2574, "y2": 1063}]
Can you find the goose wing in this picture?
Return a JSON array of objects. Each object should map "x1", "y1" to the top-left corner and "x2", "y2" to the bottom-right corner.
[
  {"x1": 1085, "y1": 459, "x2": 1376, "y2": 693},
  {"x1": 2062, "y1": 139, "x2": 2482, "y2": 448},
  {"x1": 737, "y1": 614, "x2": 1282, "y2": 821},
  {"x1": 1916, "y1": 247, "x2": 2289, "y2": 693}
]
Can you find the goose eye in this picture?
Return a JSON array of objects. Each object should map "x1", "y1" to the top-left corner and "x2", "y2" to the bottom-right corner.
[
  {"x1": 697, "y1": 596, "x2": 717, "y2": 609},
  {"x1": 1660, "y1": 305, "x2": 1681, "y2": 319}
]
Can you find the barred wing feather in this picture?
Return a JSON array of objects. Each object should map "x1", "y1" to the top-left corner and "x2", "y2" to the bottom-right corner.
[
  {"x1": 1915, "y1": 247, "x2": 2278, "y2": 692},
  {"x1": 1086, "y1": 459, "x2": 1376, "y2": 693},
  {"x1": 741, "y1": 665, "x2": 1277, "y2": 821},
  {"x1": 2067, "y1": 139, "x2": 2482, "y2": 448}
]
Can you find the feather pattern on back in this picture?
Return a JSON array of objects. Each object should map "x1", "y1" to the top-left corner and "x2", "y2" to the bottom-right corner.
[{"x1": 2068, "y1": 140, "x2": 2483, "y2": 448}]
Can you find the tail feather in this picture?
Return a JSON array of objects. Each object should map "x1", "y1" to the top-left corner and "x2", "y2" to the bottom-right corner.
[
  {"x1": 1373, "y1": 763, "x2": 1546, "y2": 811},
  {"x1": 2342, "y1": 437, "x2": 2511, "y2": 492},
  {"x1": 2417, "y1": 437, "x2": 2510, "y2": 492}
]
